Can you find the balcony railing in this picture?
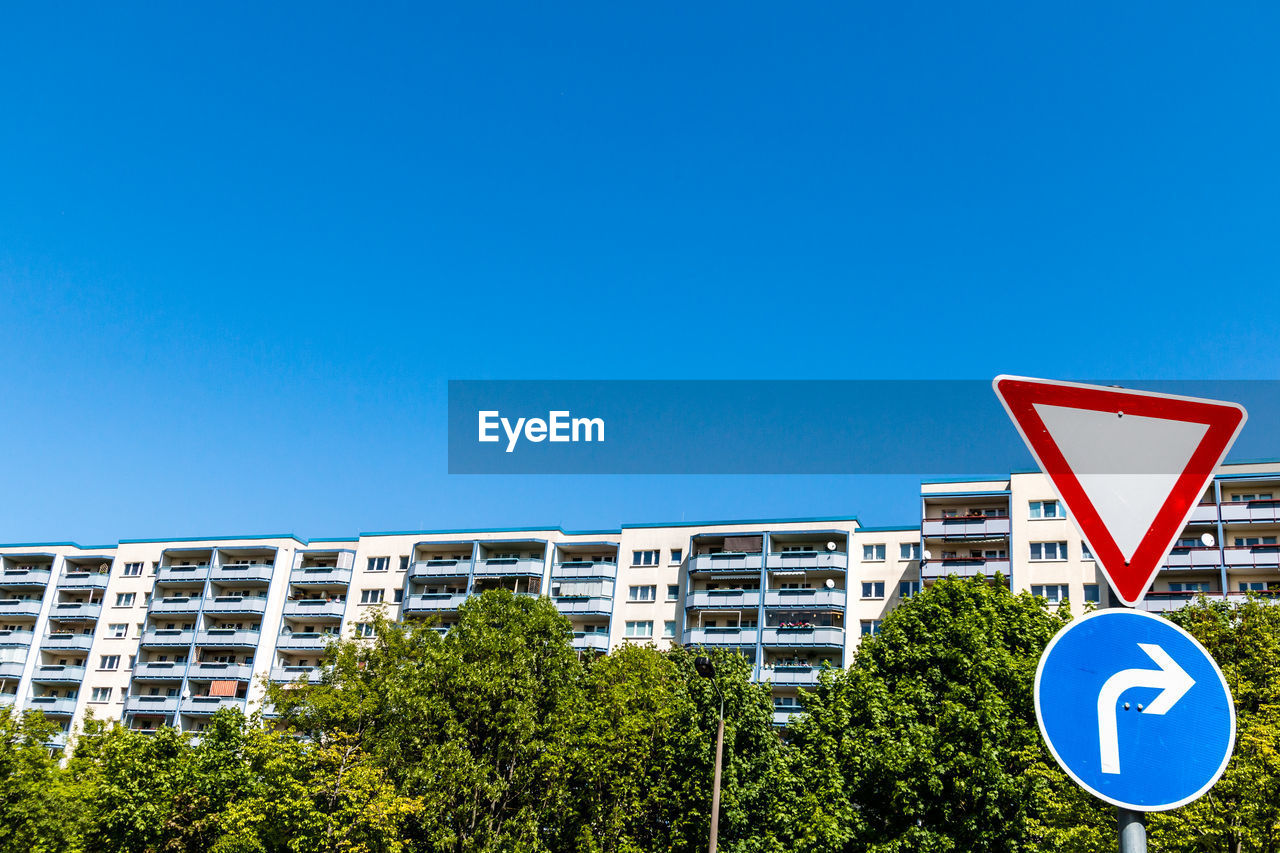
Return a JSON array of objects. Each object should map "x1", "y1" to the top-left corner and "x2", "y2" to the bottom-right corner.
[
  {"x1": 140, "y1": 628, "x2": 196, "y2": 647},
  {"x1": 195, "y1": 629, "x2": 261, "y2": 648},
  {"x1": 1164, "y1": 547, "x2": 1223, "y2": 570},
  {"x1": 0, "y1": 599, "x2": 43, "y2": 618},
  {"x1": 0, "y1": 568, "x2": 53, "y2": 587},
  {"x1": 772, "y1": 708, "x2": 801, "y2": 726},
  {"x1": 570, "y1": 632, "x2": 610, "y2": 652},
  {"x1": 210, "y1": 563, "x2": 275, "y2": 584},
  {"x1": 760, "y1": 626, "x2": 845, "y2": 647},
  {"x1": 202, "y1": 596, "x2": 269, "y2": 616},
  {"x1": 551, "y1": 560, "x2": 617, "y2": 579},
  {"x1": 472, "y1": 557, "x2": 546, "y2": 577},
  {"x1": 124, "y1": 694, "x2": 179, "y2": 716},
  {"x1": 58, "y1": 572, "x2": 110, "y2": 591},
  {"x1": 921, "y1": 516, "x2": 1012, "y2": 538},
  {"x1": 41, "y1": 631, "x2": 93, "y2": 651},
  {"x1": 131, "y1": 661, "x2": 186, "y2": 680},
  {"x1": 763, "y1": 588, "x2": 846, "y2": 609},
  {"x1": 1135, "y1": 592, "x2": 1216, "y2": 613},
  {"x1": 685, "y1": 590, "x2": 761, "y2": 610},
  {"x1": 148, "y1": 597, "x2": 204, "y2": 615},
  {"x1": 283, "y1": 599, "x2": 347, "y2": 620},
  {"x1": 49, "y1": 601, "x2": 102, "y2": 621},
  {"x1": 682, "y1": 627, "x2": 759, "y2": 646},
  {"x1": 552, "y1": 596, "x2": 614, "y2": 615},
  {"x1": 181, "y1": 695, "x2": 246, "y2": 715},
  {"x1": 0, "y1": 661, "x2": 25, "y2": 679},
  {"x1": 0, "y1": 629, "x2": 36, "y2": 647},
  {"x1": 765, "y1": 551, "x2": 849, "y2": 571},
  {"x1": 156, "y1": 564, "x2": 211, "y2": 584},
  {"x1": 409, "y1": 559, "x2": 471, "y2": 580},
  {"x1": 758, "y1": 665, "x2": 824, "y2": 686},
  {"x1": 402, "y1": 593, "x2": 468, "y2": 614},
  {"x1": 1190, "y1": 503, "x2": 1220, "y2": 523},
  {"x1": 1221, "y1": 500, "x2": 1280, "y2": 524},
  {"x1": 188, "y1": 662, "x2": 254, "y2": 681},
  {"x1": 271, "y1": 665, "x2": 324, "y2": 683},
  {"x1": 689, "y1": 553, "x2": 764, "y2": 573},
  {"x1": 27, "y1": 695, "x2": 77, "y2": 716},
  {"x1": 275, "y1": 632, "x2": 336, "y2": 651},
  {"x1": 30, "y1": 664, "x2": 86, "y2": 683},
  {"x1": 1224, "y1": 546, "x2": 1280, "y2": 568},
  {"x1": 920, "y1": 557, "x2": 1011, "y2": 580},
  {"x1": 290, "y1": 566, "x2": 354, "y2": 586}
]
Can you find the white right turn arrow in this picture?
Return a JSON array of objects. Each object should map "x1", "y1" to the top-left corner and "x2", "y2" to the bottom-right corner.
[{"x1": 1097, "y1": 642, "x2": 1196, "y2": 775}]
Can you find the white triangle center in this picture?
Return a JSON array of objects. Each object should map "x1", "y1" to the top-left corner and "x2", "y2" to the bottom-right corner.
[{"x1": 1032, "y1": 404, "x2": 1209, "y2": 562}]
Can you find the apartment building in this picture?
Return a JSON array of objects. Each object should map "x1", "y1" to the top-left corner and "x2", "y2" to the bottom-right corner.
[{"x1": 3, "y1": 460, "x2": 1279, "y2": 748}]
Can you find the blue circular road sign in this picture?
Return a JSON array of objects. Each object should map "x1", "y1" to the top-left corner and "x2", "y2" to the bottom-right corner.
[{"x1": 1035, "y1": 608, "x2": 1235, "y2": 811}]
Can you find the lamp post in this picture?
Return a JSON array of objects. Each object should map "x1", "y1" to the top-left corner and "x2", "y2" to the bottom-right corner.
[{"x1": 695, "y1": 655, "x2": 725, "y2": 853}]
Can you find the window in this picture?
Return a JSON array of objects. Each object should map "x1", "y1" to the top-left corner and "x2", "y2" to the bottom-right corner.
[
  {"x1": 122, "y1": 562, "x2": 143, "y2": 577},
  {"x1": 114, "y1": 593, "x2": 135, "y2": 607},
  {"x1": 625, "y1": 620, "x2": 653, "y2": 638},
  {"x1": 860, "y1": 620, "x2": 882, "y2": 637},
  {"x1": 1029, "y1": 542, "x2": 1068, "y2": 561},
  {"x1": 398, "y1": 556, "x2": 409, "y2": 571},
  {"x1": 1232, "y1": 493, "x2": 1274, "y2": 502},
  {"x1": 663, "y1": 621, "x2": 676, "y2": 638},
  {"x1": 90, "y1": 687, "x2": 112, "y2": 702},
  {"x1": 862, "y1": 544, "x2": 886, "y2": 561},
  {"x1": 899, "y1": 581, "x2": 920, "y2": 598},
  {"x1": 632, "y1": 550, "x2": 659, "y2": 566},
  {"x1": 1029, "y1": 500, "x2": 1065, "y2": 519},
  {"x1": 108, "y1": 623, "x2": 127, "y2": 639},
  {"x1": 1235, "y1": 536, "x2": 1278, "y2": 547},
  {"x1": 900, "y1": 543, "x2": 920, "y2": 560},
  {"x1": 367, "y1": 557, "x2": 389, "y2": 572},
  {"x1": 670, "y1": 549, "x2": 683, "y2": 564},
  {"x1": 1170, "y1": 582, "x2": 1211, "y2": 593},
  {"x1": 353, "y1": 622, "x2": 375, "y2": 638},
  {"x1": 1081, "y1": 542, "x2": 1094, "y2": 560},
  {"x1": 393, "y1": 589, "x2": 404, "y2": 603},
  {"x1": 1083, "y1": 584, "x2": 1100, "y2": 603},
  {"x1": 666, "y1": 584, "x2": 680, "y2": 601},
  {"x1": 1240, "y1": 582, "x2": 1269, "y2": 592},
  {"x1": 629, "y1": 585, "x2": 656, "y2": 602},
  {"x1": 861, "y1": 581, "x2": 885, "y2": 599},
  {"x1": 99, "y1": 655, "x2": 120, "y2": 670},
  {"x1": 1031, "y1": 584, "x2": 1069, "y2": 603},
  {"x1": 360, "y1": 589, "x2": 384, "y2": 604}
]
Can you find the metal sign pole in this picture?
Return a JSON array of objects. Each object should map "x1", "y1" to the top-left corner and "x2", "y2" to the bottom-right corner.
[{"x1": 1108, "y1": 591, "x2": 1148, "y2": 852}]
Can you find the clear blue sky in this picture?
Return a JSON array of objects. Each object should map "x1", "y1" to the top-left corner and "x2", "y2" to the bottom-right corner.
[{"x1": 2, "y1": 3, "x2": 1279, "y2": 544}]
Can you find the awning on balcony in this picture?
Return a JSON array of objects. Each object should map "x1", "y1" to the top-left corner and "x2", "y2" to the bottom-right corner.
[{"x1": 208, "y1": 680, "x2": 238, "y2": 697}]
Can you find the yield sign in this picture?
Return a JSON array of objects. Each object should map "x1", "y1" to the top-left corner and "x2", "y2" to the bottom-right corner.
[{"x1": 993, "y1": 376, "x2": 1247, "y2": 606}]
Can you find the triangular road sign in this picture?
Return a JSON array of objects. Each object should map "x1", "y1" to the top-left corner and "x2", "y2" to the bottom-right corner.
[{"x1": 993, "y1": 376, "x2": 1247, "y2": 606}]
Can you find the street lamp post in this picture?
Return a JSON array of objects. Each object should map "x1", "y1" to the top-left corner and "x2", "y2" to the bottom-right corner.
[{"x1": 695, "y1": 655, "x2": 726, "y2": 853}]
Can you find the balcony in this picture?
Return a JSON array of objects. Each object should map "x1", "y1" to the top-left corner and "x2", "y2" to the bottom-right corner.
[
  {"x1": 149, "y1": 596, "x2": 204, "y2": 616},
  {"x1": 283, "y1": 599, "x2": 347, "y2": 620},
  {"x1": 772, "y1": 708, "x2": 801, "y2": 726},
  {"x1": 689, "y1": 553, "x2": 764, "y2": 573},
  {"x1": 210, "y1": 563, "x2": 275, "y2": 584},
  {"x1": 472, "y1": 557, "x2": 545, "y2": 577},
  {"x1": 552, "y1": 596, "x2": 615, "y2": 615},
  {"x1": 27, "y1": 695, "x2": 77, "y2": 716},
  {"x1": 0, "y1": 692, "x2": 15, "y2": 706},
  {"x1": 921, "y1": 557, "x2": 1011, "y2": 580},
  {"x1": 551, "y1": 560, "x2": 617, "y2": 579},
  {"x1": 141, "y1": 628, "x2": 195, "y2": 648},
  {"x1": 0, "y1": 599, "x2": 43, "y2": 619},
  {"x1": 409, "y1": 559, "x2": 471, "y2": 581},
  {"x1": 765, "y1": 551, "x2": 849, "y2": 571},
  {"x1": 58, "y1": 572, "x2": 110, "y2": 592},
  {"x1": 181, "y1": 695, "x2": 246, "y2": 716},
  {"x1": 131, "y1": 661, "x2": 186, "y2": 680},
  {"x1": 1190, "y1": 503, "x2": 1220, "y2": 523},
  {"x1": 202, "y1": 596, "x2": 269, "y2": 616},
  {"x1": 48, "y1": 601, "x2": 102, "y2": 621},
  {"x1": 764, "y1": 588, "x2": 846, "y2": 609},
  {"x1": 41, "y1": 632, "x2": 93, "y2": 652},
  {"x1": 271, "y1": 665, "x2": 323, "y2": 683},
  {"x1": 761, "y1": 626, "x2": 845, "y2": 647},
  {"x1": 188, "y1": 662, "x2": 255, "y2": 681},
  {"x1": 195, "y1": 629, "x2": 261, "y2": 648},
  {"x1": 124, "y1": 694, "x2": 179, "y2": 716},
  {"x1": 1135, "y1": 592, "x2": 1215, "y2": 613},
  {"x1": 685, "y1": 590, "x2": 762, "y2": 610},
  {"x1": 682, "y1": 627, "x2": 759, "y2": 647},
  {"x1": 156, "y1": 564, "x2": 211, "y2": 584},
  {"x1": 275, "y1": 632, "x2": 335, "y2": 651},
  {"x1": 0, "y1": 661, "x2": 25, "y2": 679},
  {"x1": 0, "y1": 568, "x2": 52, "y2": 587},
  {"x1": 30, "y1": 664, "x2": 85, "y2": 683},
  {"x1": 921, "y1": 516, "x2": 1012, "y2": 539},
  {"x1": 402, "y1": 593, "x2": 468, "y2": 615},
  {"x1": 1225, "y1": 546, "x2": 1280, "y2": 569},
  {"x1": 758, "y1": 665, "x2": 823, "y2": 687},
  {"x1": 290, "y1": 565, "x2": 353, "y2": 586},
  {"x1": 571, "y1": 632, "x2": 610, "y2": 652},
  {"x1": 1164, "y1": 548, "x2": 1223, "y2": 570},
  {"x1": 0, "y1": 629, "x2": 36, "y2": 648},
  {"x1": 1221, "y1": 500, "x2": 1280, "y2": 524}
]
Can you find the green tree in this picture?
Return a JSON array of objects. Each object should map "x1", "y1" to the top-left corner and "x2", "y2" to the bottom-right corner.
[{"x1": 0, "y1": 709, "x2": 87, "y2": 853}]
